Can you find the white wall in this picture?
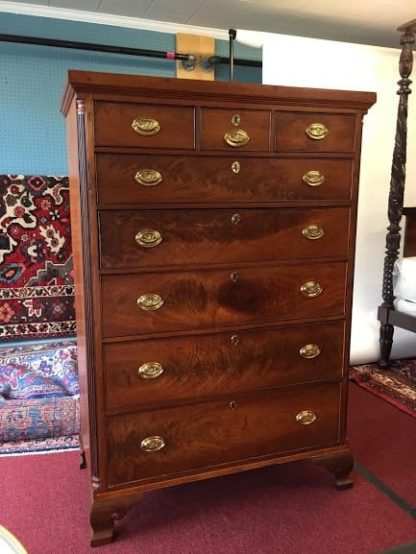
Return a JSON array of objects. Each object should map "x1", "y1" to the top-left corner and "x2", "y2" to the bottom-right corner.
[{"x1": 257, "y1": 32, "x2": 416, "y2": 364}]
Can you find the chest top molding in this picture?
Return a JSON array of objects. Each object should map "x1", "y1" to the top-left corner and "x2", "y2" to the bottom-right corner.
[{"x1": 61, "y1": 70, "x2": 376, "y2": 116}]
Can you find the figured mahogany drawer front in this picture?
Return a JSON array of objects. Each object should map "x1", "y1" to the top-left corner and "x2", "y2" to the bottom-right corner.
[
  {"x1": 104, "y1": 321, "x2": 344, "y2": 411},
  {"x1": 99, "y1": 207, "x2": 350, "y2": 269},
  {"x1": 276, "y1": 112, "x2": 356, "y2": 152},
  {"x1": 200, "y1": 108, "x2": 271, "y2": 151},
  {"x1": 96, "y1": 154, "x2": 354, "y2": 205},
  {"x1": 94, "y1": 102, "x2": 195, "y2": 149},
  {"x1": 101, "y1": 262, "x2": 347, "y2": 338},
  {"x1": 106, "y1": 382, "x2": 341, "y2": 486}
]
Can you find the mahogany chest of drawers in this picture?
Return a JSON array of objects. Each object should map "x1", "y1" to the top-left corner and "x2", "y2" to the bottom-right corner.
[{"x1": 61, "y1": 70, "x2": 375, "y2": 546}]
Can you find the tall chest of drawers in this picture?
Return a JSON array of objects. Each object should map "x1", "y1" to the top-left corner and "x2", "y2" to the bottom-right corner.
[{"x1": 62, "y1": 71, "x2": 375, "y2": 546}]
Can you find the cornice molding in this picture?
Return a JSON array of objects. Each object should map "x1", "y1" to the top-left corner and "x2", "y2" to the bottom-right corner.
[
  {"x1": 61, "y1": 69, "x2": 377, "y2": 115},
  {"x1": 0, "y1": 1, "x2": 228, "y2": 39}
]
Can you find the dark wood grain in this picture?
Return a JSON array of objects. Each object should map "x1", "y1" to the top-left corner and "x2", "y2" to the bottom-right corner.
[
  {"x1": 63, "y1": 70, "x2": 375, "y2": 545},
  {"x1": 402, "y1": 207, "x2": 416, "y2": 256},
  {"x1": 95, "y1": 153, "x2": 354, "y2": 205},
  {"x1": 90, "y1": 493, "x2": 142, "y2": 546},
  {"x1": 106, "y1": 382, "x2": 341, "y2": 486},
  {"x1": 66, "y1": 99, "x2": 100, "y2": 488},
  {"x1": 276, "y1": 112, "x2": 356, "y2": 152},
  {"x1": 61, "y1": 70, "x2": 376, "y2": 117},
  {"x1": 200, "y1": 108, "x2": 271, "y2": 151},
  {"x1": 378, "y1": 26, "x2": 414, "y2": 367},
  {"x1": 378, "y1": 304, "x2": 416, "y2": 333},
  {"x1": 103, "y1": 320, "x2": 345, "y2": 411},
  {"x1": 311, "y1": 446, "x2": 354, "y2": 489},
  {"x1": 99, "y1": 207, "x2": 351, "y2": 269},
  {"x1": 94, "y1": 102, "x2": 195, "y2": 149},
  {"x1": 101, "y1": 262, "x2": 347, "y2": 337}
]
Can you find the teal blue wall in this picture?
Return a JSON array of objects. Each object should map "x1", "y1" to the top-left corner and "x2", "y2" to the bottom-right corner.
[
  {"x1": 0, "y1": 13, "x2": 261, "y2": 175},
  {"x1": 214, "y1": 39, "x2": 262, "y2": 84}
]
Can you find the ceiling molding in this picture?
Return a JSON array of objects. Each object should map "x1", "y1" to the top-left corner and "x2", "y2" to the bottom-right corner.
[{"x1": 0, "y1": 1, "x2": 228, "y2": 39}]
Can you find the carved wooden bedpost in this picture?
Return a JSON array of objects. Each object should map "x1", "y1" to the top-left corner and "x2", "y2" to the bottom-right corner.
[{"x1": 379, "y1": 22, "x2": 415, "y2": 367}]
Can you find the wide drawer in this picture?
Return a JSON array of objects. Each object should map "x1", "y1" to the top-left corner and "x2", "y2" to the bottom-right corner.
[
  {"x1": 104, "y1": 321, "x2": 345, "y2": 411},
  {"x1": 101, "y1": 262, "x2": 347, "y2": 337},
  {"x1": 94, "y1": 102, "x2": 195, "y2": 149},
  {"x1": 276, "y1": 112, "x2": 356, "y2": 152},
  {"x1": 99, "y1": 207, "x2": 351, "y2": 269},
  {"x1": 200, "y1": 108, "x2": 271, "y2": 151},
  {"x1": 95, "y1": 154, "x2": 354, "y2": 205},
  {"x1": 106, "y1": 382, "x2": 341, "y2": 486}
]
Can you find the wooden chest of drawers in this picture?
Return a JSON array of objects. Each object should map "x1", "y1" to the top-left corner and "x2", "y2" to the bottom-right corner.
[{"x1": 62, "y1": 71, "x2": 375, "y2": 546}]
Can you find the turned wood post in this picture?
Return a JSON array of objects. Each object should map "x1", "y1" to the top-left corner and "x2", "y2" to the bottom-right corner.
[{"x1": 379, "y1": 22, "x2": 415, "y2": 366}]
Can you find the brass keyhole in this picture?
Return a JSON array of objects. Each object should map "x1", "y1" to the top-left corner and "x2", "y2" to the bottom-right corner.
[
  {"x1": 230, "y1": 334, "x2": 240, "y2": 346},
  {"x1": 231, "y1": 114, "x2": 241, "y2": 126},
  {"x1": 230, "y1": 271, "x2": 240, "y2": 283},
  {"x1": 231, "y1": 213, "x2": 241, "y2": 225},
  {"x1": 231, "y1": 161, "x2": 241, "y2": 174},
  {"x1": 229, "y1": 401, "x2": 238, "y2": 410}
]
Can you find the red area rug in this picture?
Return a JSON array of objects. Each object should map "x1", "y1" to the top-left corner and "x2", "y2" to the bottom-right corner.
[
  {"x1": 349, "y1": 359, "x2": 416, "y2": 418},
  {"x1": 349, "y1": 383, "x2": 416, "y2": 509},
  {"x1": 1, "y1": 452, "x2": 416, "y2": 554},
  {"x1": 1, "y1": 386, "x2": 415, "y2": 554},
  {"x1": 0, "y1": 175, "x2": 75, "y2": 340}
]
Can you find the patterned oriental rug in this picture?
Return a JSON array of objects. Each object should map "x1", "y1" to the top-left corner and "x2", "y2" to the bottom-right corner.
[
  {"x1": 349, "y1": 359, "x2": 416, "y2": 418},
  {"x1": 0, "y1": 175, "x2": 75, "y2": 340},
  {"x1": 0, "y1": 340, "x2": 80, "y2": 456},
  {"x1": 0, "y1": 435, "x2": 79, "y2": 456}
]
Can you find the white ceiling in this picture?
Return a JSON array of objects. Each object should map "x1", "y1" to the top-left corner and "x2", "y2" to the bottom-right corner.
[{"x1": 1, "y1": 0, "x2": 415, "y2": 49}]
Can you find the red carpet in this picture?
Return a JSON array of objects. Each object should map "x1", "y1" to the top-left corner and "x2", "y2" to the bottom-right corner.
[
  {"x1": 349, "y1": 383, "x2": 416, "y2": 508},
  {"x1": 1, "y1": 385, "x2": 415, "y2": 554}
]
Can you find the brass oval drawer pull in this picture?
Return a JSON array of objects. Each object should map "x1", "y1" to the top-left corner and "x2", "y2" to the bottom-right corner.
[
  {"x1": 137, "y1": 293, "x2": 164, "y2": 311},
  {"x1": 300, "y1": 281, "x2": 323, "y2": 298},
  {"x1": 296, "y1": 410, "x2": 317, "y2": 425},
  {"x1": 140, "y1": 435, "x2": 166, "y2": 452},
  {"x1": 231, "y1": 161, "x2": 241, "y2": 174},
  {"x1": 302, "y1": 170, "x2": 325, "y2": 187},
  {"x1": 135, "y1": 169, "x2": 163, "y2": 187},
  {"x1": 132, "y1": 116, "x2": 161, "y2": 136},
  {"x1": 305, "y1": 122, "x2": 329, "y2": 141},
  {"x1": 138, "y1": 362, "x2": 164, "y2": 379},
  {"x1": 135, "y1": 229, "x2": 163, "y2": 248},
  {"x1": 302, "y1": 224, "x2": 324, "y2": 240},
  {"x1": 224, "y1": 129, "x2": 250, "y2": 147},
  {"x1": 299, "y1": 344, "x2": 321, "y2": 359}
]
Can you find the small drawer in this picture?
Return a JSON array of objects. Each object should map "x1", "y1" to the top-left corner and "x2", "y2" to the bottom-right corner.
[
  {"x1": 95, "y1": 153, "x2": 354, "y2": 205},
  {"x1": 104, "y1": 321, "x2": 345, "y2": 411},
  {"x1": 94, "y1": 101, "x2": 195, "y2": 149},
  {"x1": 100, "y1": 262, "x2": 347, "y2": 338},
  {"x1": 200, "y1": 108, "x2": 271, "y2": 151},
  {"x1": 276, "y1": 112, "x2": 356, "y2": 152},
  {"x1": 99, "y1": 207, "x2": 351, "y2": 269},
  {"x1": 106, "y1": 382, "x2": 341, "y2": 486}
]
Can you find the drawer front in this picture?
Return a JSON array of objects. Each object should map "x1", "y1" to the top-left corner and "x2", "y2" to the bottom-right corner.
[
  {"x1": 104, "y1": 321, "x2": 345, "y2": 411},
  {"x1": 200, "y1": 109, "x2": 271, "y2": 151},
  {"x1": 101, "y1": 262, "x2": 347, "y2": 337},
  {"x1": 96, "y1": 154, "x2": 354, "y2": 205},
  {"x1": 276, "y1": 112, "x2": 356, "y2": 152},
  {"x1": 99, "y1": 207, "x2": 350, "y2": 269},
  {"x1": 106, "y1": 382, "x2": 341, "y2": 486},
  {"x1": 94, "y1": 102, "x2": 194, "y2": 149}
]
